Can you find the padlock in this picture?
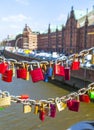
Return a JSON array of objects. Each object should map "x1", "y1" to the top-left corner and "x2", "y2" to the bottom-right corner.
[
  {"x1": 39, "y1": 104, "x2": 46, "y2": 121},
  {"x1": 0, "y1": 91, "x2": 11, "y2": 108},
  {"x1": 45, "y1": 107, "x2": 49, "y2": 116},
  {"x1": 67, "y1": 99, "x2": 80, "y2": 112},
  {"x1": 40, "y1": 63, "x2": 47, "y2": 73},
  {"x1": 7, "y1": 59, "x2": 17, "y2": 76},
  {"x1": 47, "y1": 67, "x2": 53, "y2": 77},
  {"x1": 79, "y1": 94, "x2": 90, "y2": 103},
  {"x1": 2, "y1": 69, "x2": 13, "y2": 82},
  {"x1": 0, "y1": 62, "x2": 8, "y2": 74},
  {"x1": 25, "y1": 71, "x2": 29, "y2": 80},
  {"x1": 70, "y1": 54, "x2": 80, "y2": 70},
  {"x1": 19, "y1": 94, "x2": 29, "y2": 99},
  {"x1": 54, "y1": 61, "x2": 65, "y2": 76},
  {"x1": 81, "y1": 53, "x2": 85, "y2": 64},
  {"x1": 88, "y1": 85, "x2": 94, "y2": 100},
  {"x1": 39, "y1": 109, "x2": 46, "y2": 121},
  {"x1": 16, "y1": 67, "x2": 27, "y2": 79},
  {"x1": 71, "y1": 61, "x2": 80, "y2": 70},
  {"x1": 1, "y1": 61, "x2": 13, "y2": 82},
  {"x1": 50, "y1": 103, "x2": 56, "y2": 118},
  {"x1": 23, "y1": 104, "x2": 32, "y2": 113},
  {"x1": 64, "y1": 67, "x2": 70, "y2": 80},
  {"x1": 55, "y1": 97, "x2": 66, "y2": 111},
  {"x1": 88, "y1": 91, "x2": 94, "y2": 100},
  {"x1": 44, "y1": 103, "x2": 51, "y2": 116},
  {"x1": 12, "y1": 65, "x2": 15, "y2": 77},
  {"x1": 23, "y1": 64, "x2": 29, "y2": 80},
  {"x1": 10, "y1": 62, "x2": 15, "y2": 77},
  {"x1": 91, "y1": 54, "x2": 94, "y2": 64},
  {"x1": 16, "y1": 67, "x2": 20, "y2": 78},
  {"x1": 47, "y1": 62, "x2": 53, "y2": 77},
  {"x1": 0, "y1": 107, "x2": 5, "y2": 110},
  {"x1": 34, "y1": 105, "x2": 39, "y2": 114},
  {"x1": 30, "y1": 61, "x2": 44, "y2": 82},
  {"x1": 44, "y1": 73, "x2": 48, "y2": 82}
]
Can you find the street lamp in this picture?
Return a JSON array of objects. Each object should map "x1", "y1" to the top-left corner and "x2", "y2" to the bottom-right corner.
[{"x1": 15, "y1": 36, "x2": 23, "y2": 51}]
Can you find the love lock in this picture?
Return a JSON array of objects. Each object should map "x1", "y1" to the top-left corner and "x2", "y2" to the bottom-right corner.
[
  {"x1": 2, "y1": 69, "x2": 13, "y2": 82},
  {"x1": 54, "y1": 60, "x2": 65, "y2": 76},
  {"x1": 23, "y1": 104, "x2": 32, "y2": 114},
  {"x1": 67, "y1": 99, "x2": 80, "y2": 112},
  {"x1": 30, "y1": 61, "x2": 44, "y2": 83},
  {"x1": 55, "y1": 97, "x2": 66, "y2": 111},
  {"x1": 64, "y1": 67, "x2": 70, "y2": 80},
  {"x1": 0, "y1": 91, "x2": 11, "y2": 108},
  {"x1": 0, "y1": 62, "x2": 8, "y2": 74},
  {"x1": 70, "y1": 54, "x2": 80, "y2": 70},
  {"x1": 88, "y1": 90, "x2": 94, "y2": 100},
  {"x1": 47, "y1": 61, "x2": 53, "y2": 77},
  {"x1": 39, "y1": 104, "x2": 46, "y2": 121},
  {"x1": 50, "y1": 103, "x2": 56, "y2": 118},
  {"x1": 16, "y1": 63, "x2": 27, "y2": 79}
]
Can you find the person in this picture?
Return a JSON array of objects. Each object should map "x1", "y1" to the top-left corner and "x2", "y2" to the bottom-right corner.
[{"x1": 67, "y1": 121, "x2": 94, "y2": 130}]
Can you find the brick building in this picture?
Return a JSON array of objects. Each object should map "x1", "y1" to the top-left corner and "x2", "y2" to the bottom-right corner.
[
  {"x1": 23, "y1": 24, "x2": 38, "y2": 50},
  {"x1": 38, "y1": 6, "x2": 94, "y2": 54},
  {"x1": 7, "y1": 6, "x2": 94, "y2": 54},
  {"x1": 6, "y1": 24, "x2": 38, "y2": 50}
]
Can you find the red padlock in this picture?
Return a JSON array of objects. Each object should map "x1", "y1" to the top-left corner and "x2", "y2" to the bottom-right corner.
[
  {"x1": 39, "y1": 104, "x2": 46, "y2": 121},
  {"x1": 54, "y1": 61, "x2": 65, "y2": 76},
  {"x1": 2, "y1": 69, "x2": 13, "y2": 82},
  {"x1": 30, "y1": 61, "x2": 44, "y2": 82},
  {"x1": 39, "y1": 109, "x2": 46, "y2": 121},
  {"x1": 79, "y1": 94, "x2": 90, "y2": 103},
  {"x1": 16, "y1": 68, "x2": 27, "y2": 79},
  {"x1": 19, "y1": 94, "x2": 29, "y2": 99},
  {"x1": 71, "y1": 61, "x2": 80, "y2": 70},
  {"x1": 67, "y1": 99, "x2": 80, "y2": 112},
  {"x1": 0, "y1": 62, "x2": 8, "y2": 74},
  {"x1": 64, "y1": 67, "x2": 70, "y2": 80}
]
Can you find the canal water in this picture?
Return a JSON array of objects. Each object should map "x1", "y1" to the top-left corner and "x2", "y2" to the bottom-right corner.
[{"x1": 0, "y1": 76, "x2": 94, "y2": 130}]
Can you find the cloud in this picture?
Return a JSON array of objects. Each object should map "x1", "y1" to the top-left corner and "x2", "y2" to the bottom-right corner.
[
  {"x1": 15, "y1": 0, "x2": 30, "y2": 5},
  {"x1": 1, "y1": 14, "x2": 31, "y2": 22}
]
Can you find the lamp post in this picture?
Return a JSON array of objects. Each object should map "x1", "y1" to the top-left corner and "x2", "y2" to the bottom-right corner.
[{"x1": 15, "y1": 36, "x2": 23, "y2": 52}]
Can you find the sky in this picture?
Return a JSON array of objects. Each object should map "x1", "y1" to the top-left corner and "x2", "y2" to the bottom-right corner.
[{"x1": 0, "y1": 0, "x2": 94, "y2": 41}]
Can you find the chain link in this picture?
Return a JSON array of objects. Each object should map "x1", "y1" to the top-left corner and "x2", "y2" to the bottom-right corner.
[
  {"x1": 0, "y1": 82, "x2": 93, "y2": 106},
  {"x1": 0, "y1": 46, "x2": 93, "y2": 106},
  {"x1": 0, "y1": 47, "x2": 93, "y2": 120}
]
